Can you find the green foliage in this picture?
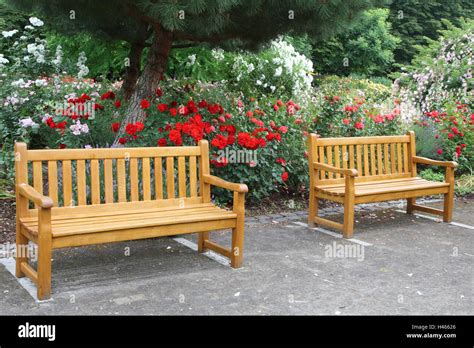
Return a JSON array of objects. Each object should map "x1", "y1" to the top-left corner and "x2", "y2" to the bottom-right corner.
[
  {"x1": 6, "y1": 0, "x2": 385, "y2": 53},
  {"x1": 313, "y1": 9, "x2": 400, "y2": 76},
  {"x1": 419, "y1": 169, "x2": 444, "y2": 182},
  {"x1": 414, "y1": 101, "x2": 473, "y2": 174},
  {"x1": 395, "y1": 19, "x2": 473, "y2": 125},
  {"x1": 420, "y1": 170, "x2": 474, "y2": 196},
  {"x1": 314, "y1": 75, "x2": 392, "y2": 103},
  {"x1": 455, "y1": 174, "x2": 474, "y2": 196},
  {"x1": 47, "y1": 32, "x2": 129, "y2": 80},
  {"x1": 412, "y1": 124, "x2": 444, "y2": 160},
  {"x1": 389, "y1": 0, "x2": 474, "y2": 65}
]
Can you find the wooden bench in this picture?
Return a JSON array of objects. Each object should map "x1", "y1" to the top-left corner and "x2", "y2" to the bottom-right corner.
[
  {"x1": 307, "y1": 131, "x2": 457, "y2": 238},
  {"x1": 14, "y1": 140, "x2": 247, "y2": 300}
]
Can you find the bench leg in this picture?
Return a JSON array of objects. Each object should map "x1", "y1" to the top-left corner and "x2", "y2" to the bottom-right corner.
[
  {"x1": 443, "y1": 167, "x2": 455, "y2": 223},
  {"x1": 231, "y1": 224, "x2": 244, "y2": 268},
  {"x1": 37, "y1": 208, "x2": 52, "y2": 300},
  {"x1": 15, "y1": 226, "x2": 28, "y2": 278},
  {"x1": 406, "y1": 198, "x2": 415, "y2": 214},
  {"x1": 342, "y1": 177, "x2": 355, "y2": 239},
  {"x1": 231, "y1": 192, "x2": 245, "y2": 268},
  {"x1": 197, "y1": 232, "x2": 209, "y2": 253},
  {"x1": 308, "y1": 189, "x2": 318, "y2": 227},
  {"x1": 443, "y1": 190, "x2": 454, "y2": 223},
  {"x1": 343, "y1": 205, "x2": 355, "y2": 239}
]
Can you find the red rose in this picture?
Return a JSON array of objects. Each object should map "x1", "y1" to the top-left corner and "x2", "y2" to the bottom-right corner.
[
  {"x1": 211, "y1": 134, "x2": 228, "y2": 149},
  {"x1": 114, "y1": 100, "x2": 121, "y2": 108},
  {"x1": 273, "y1": 105, "x2": 279, "y2": 111},
  {"x1": 281, "y1": 171, "x2": 289, "y2": 182},
  {"x1": 169, "y1": 108, "x2": 177, "y2": 117},
  {"x1": 279, "y1": 126, "x2": 288, "y2": 134},
  {"x1": 354, "y1": 122, "x2": 364, "y2": 130},
  {"x1": 59, "y1": 143, "x2": 67, "y2": 149},
  {"x1": 118, "y1": 137, "x2": 127, "y2": 145},
  {"x1": 437, "y1": 149, "x2": 443, "y2": 155},
  {"x1": 157, "y1": 138, "x2": 167, "y2": 147},
  {"x1": 135, "y1": 122, "x2": 144, "y2": 132},
  {"x1": 157, "y1": 103, "x2": 168, "y2": 112},
  {"x1": 343, "y1": 118, "x2": 350, "y2": 125},
  {"x1": 156, "y1": 88, "x2": 163, "y2": 97},
  {"x1": 112, "y1": 122, "x2": 120, "y2": 133},
  {"x1": 140, "y1": 99, "x2": 150, "y2": 109},
  {"x1": 101, "y1": 91, "x2": 115, "y2": 100},
  {"x1": 276, "y1": 158, "x2": 286, "y2": 166},
  {"x1": 169, "y1": 129, "x2": 182, "y2": 145}
]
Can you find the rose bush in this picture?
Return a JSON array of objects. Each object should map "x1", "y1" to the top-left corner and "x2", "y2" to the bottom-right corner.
[{"x1": 416, "y1": 100, "x2": 473, "y2": 173}]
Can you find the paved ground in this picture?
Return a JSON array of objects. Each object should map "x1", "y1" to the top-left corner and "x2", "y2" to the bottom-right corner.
[{"x1": 0, "y1": 198, "x2": 472, "y2": 315}]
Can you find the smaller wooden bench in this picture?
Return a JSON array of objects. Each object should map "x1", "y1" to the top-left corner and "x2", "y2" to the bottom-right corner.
[
  {"x1": 15, "y1": 140, "x2": 247, "y2": 300},
  {"x1": 307, "y1": 131, "x2": 457, "y2": 238}
]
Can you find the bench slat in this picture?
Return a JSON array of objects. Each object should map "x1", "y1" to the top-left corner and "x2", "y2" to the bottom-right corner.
[
  {"x1": 166, "y1": 157, "x2": 175, "y2": 199},
  {"x1": 333, "y1": 146, "x2": 340, "y2": 179},
  {"x1": 76, "y1": 160, "x2": 87, "y2": 205},
  {"x1": 315, "y1": 135, "x2": 410, "y2": 146},
  {"x1": 103, "y1": 159, "x2": 114, "y2": 203},
  {"x1": 90, "y1": 160, "x2": 101, "y2": 204},
  {"x1": 130, "y1": 158, "x2": 139, "y2": 201},
  {"x1": 47, "y1": 161, "x2": 58, "y2": 206},
  {"x1": 178, "y1": 156, "x2": 186, "y2": 198},
  {"x1": 62, "y1": 160, "x2": 72, "y2": 207},
  {"x1": 23, "y1": 206, "x2": 225, "y2": 229},
  {"x1": 189, "y1": 156, "x2": 197, "y2": 197},
  {"x1": 142, "y1": 158, "x2": 151, "y2": 201},
  {"x1": 117, "y1": 159, "x2": 126, "y2": 202},
  {"x1": 27, "y1": 146, "x2": 201, "y2": 161},
  {"x1": 154, "y1": 157, "x2": 163, "y2": 199}
]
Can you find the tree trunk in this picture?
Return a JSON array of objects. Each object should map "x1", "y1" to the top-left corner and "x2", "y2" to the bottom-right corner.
[
  {"x1": 122, "y1": 42, "x2": 144, "y2": 101},
  {"x1": 113, "y1": 27, "x2": 173, "y2": 146}
]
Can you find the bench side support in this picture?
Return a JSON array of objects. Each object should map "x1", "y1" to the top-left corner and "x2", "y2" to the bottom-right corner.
[
  {"x1": 406, "y1": 131, "x2": 417, "y2": 214},
  {"x1": 37, "y1": 207, "x2": 52, "y2": 300},
  {"x1": 198, "y1": 140, "x2": 211, "y2": 252},
  {"x1": 307, "y1": 134, "x2": 318, "y2": 227},
  {"x1": 14, "y1": 142, "x2": 29, "y2": 278},
  {"x1": 231, "y1": 192, "x2": 245, "y2": 268},
  {"x1": 443, "y1": 166, "x2": 455, "y2": 222},
  {"x1": 343, "y1": 175, "x2": 356, "y2": 238}
]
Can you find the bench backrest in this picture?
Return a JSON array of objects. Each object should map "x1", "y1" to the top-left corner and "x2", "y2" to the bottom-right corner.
[
  {"x1": 14, "y1": 141, "x2": 211, "y2": 215},
  {"x1": 308, "y1": 132, "x2": 417, "y2": 185}
]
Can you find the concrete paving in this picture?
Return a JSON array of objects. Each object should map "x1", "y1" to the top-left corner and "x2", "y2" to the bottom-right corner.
[{"x1": 0, "y1": 199, "x2": 472, "y2": 315}]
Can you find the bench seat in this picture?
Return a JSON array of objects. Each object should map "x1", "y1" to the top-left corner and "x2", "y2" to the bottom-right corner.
[
  {"x1": 19, "y1": 203, "x2": 236, "y2": 238},
  {"x1": 316, "y1": 177, "x2": 449, "y2": 197}
]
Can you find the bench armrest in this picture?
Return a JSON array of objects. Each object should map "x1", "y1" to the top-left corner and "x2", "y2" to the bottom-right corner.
[
  {"x1": 203, "y1": 174, "x2": 248, "y2": 193},
  {"x1": 412, "y1": 156, "x2": 458, "y2": 168},
  {"x1": 18, "y1": 184, "x2": 54, "y2": 208},
  {"x1": 313, "y1": 162, "x2": 358, "y2": 177}
]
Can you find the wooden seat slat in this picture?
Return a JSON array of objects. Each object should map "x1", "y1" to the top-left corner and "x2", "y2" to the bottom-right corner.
[
  {"x1": 22, "y1": 208, "x2": 236, "y2": 237},
  {"x1": 316, "y1": 178, "x2": 449, "y2": 197},
  {"x1": 21, "y1": 205, "x2": 227, "y2": 228}
]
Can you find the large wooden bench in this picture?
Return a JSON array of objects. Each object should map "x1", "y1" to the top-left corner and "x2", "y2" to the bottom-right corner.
[
  {"x1": 14, "y1": 140, "x2": 247, "y2": 300},
  {"x1": 307, "y1": 131, "x2": 457, "y2": 238}
]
